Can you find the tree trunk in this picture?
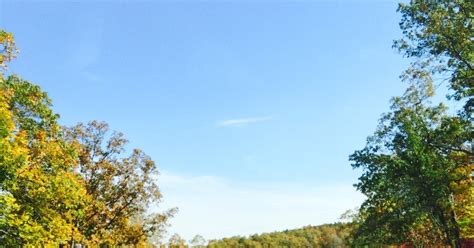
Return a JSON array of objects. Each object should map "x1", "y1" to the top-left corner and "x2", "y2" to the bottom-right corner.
[{"x1": 449, "y1": 210, "x2": 461, "y2": 248}]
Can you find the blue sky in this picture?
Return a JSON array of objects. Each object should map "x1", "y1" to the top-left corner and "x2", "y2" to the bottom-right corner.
[{"x1": 2, "y1": 0, "x2": 411, "y2": 241}]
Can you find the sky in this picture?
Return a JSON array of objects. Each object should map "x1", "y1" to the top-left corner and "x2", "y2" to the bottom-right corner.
[{"x1": 1, "y1": 0, "x2": 414, "y2": 242}]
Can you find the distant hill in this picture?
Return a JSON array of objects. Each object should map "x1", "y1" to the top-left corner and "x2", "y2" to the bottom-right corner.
[{"x1": 206, "y1": 223, "x2": 352, "y2": 248}]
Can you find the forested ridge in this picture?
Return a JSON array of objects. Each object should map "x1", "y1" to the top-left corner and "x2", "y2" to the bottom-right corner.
[
  {"x1": 0, "y1": 0, "x2": 473, "y2": 247},
  {"x1": 206, "y1": 223, "x2": 352, "y2": 248}
]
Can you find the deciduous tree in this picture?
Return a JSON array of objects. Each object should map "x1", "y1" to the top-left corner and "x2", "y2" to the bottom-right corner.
[
  {"x1": 350, "y1": 80, "x2": 472, "y2": 247},
  {"x1": 0, "y1": 75, "x2": 87, "y2": 246},
  {"x1": 394, "y1": 0, "x2": 473, "y2": 115},
  {"x1": 64, "y1": 121, "x2": 176, "y2": 246}
]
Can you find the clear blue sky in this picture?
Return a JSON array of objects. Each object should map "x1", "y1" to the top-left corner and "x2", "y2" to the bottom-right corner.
[{"x1": 1, "y1": 0, "x2": 410, "y2": 241}]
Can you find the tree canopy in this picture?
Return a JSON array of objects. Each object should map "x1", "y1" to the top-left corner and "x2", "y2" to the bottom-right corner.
[
  {"x1": 207, "y1": 223, "x2": 352, "y2": 248},
  {"x1": 64, "y1": 121, "x2": 176, "y2": 246},
  {"x1": 394, "y1": 0, "x2": 473, "y2": 115},
  {"x1": 0, "y1": 74, "x2": 87, "y2": 246},
  {"x1": 0, "y1": 29, "x2": 172, "y2": 247},
  {"x1": 350, "y1": 81, "x2": 472, "y2": 246},
  {"x1": 351, "y1": 0, "x2": 473, "y2": 246}
]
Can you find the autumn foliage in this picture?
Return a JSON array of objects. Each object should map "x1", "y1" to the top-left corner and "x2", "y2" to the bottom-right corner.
[{"x1": 0, "y1": 30, "x2": 173, "y2": 247}]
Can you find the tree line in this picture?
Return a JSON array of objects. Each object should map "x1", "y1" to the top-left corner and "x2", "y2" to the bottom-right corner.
[{"x1": 206, "y1": 224, "x2": 352, "y2": 248}]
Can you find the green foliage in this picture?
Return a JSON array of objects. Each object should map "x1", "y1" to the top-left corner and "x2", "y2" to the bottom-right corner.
[
  {"x1": 350, "y1": 81, "x2": 472, "y2": 246},
  {"x1": 207, "y1": 223, "x2": 352, "y2": 248},
  {"x1": 0, "y1": 75, "x2": 87, "y2": 246},
  {"x1": 350, "y1": 1, "x2": 474, "y2": 246},
  {"x1": 394, "y1": 0, "x2": 473, "y2": 115}
]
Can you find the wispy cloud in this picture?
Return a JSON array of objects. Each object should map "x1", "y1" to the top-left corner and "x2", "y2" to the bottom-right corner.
[{"x1": 217, "y1": 116, "x2": 273, "y2": 127}]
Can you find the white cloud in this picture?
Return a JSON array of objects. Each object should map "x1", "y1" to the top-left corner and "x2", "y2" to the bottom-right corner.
[
  {"x1": 155, "y1": 171, "x2": 364, "y2": 242},
  {"x1": 216, "y1": 116, "x2": 273, "y2": 127}
]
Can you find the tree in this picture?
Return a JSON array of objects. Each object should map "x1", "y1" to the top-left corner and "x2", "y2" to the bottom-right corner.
[
  {"x1": 350, "y1": 80, "x2": 472, "y2": 247},
  {"x1": 350, "y1": 1, "x2": 474, "y2": 246},
  {"x1": 207, "y1": 224, "x2": 351, "y2": 248},
  {"x1": 64, "y1": 121, "x2": 176, "y2": 246},
  {"x1": 394, "y1": 0, "x2": 473, "y2": 115},
  {"x1": 0, "y1": 76, "x2": 87, "y2": 245},
  {"x1": 168, "y1": 233, "x2": 187, "y2": 248},
  {"x1": 0, "y1": 29, "x2": 87, "y2": 246},
  {"x1": 0, "y1": 30, "x2": 18, "y2": 71},
  {"x1": 0, "y1": 28, "x2": 174, "y2": 246},
  {"x1": 189, "y1": 234, "x2": 206, "y2": 247}
]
